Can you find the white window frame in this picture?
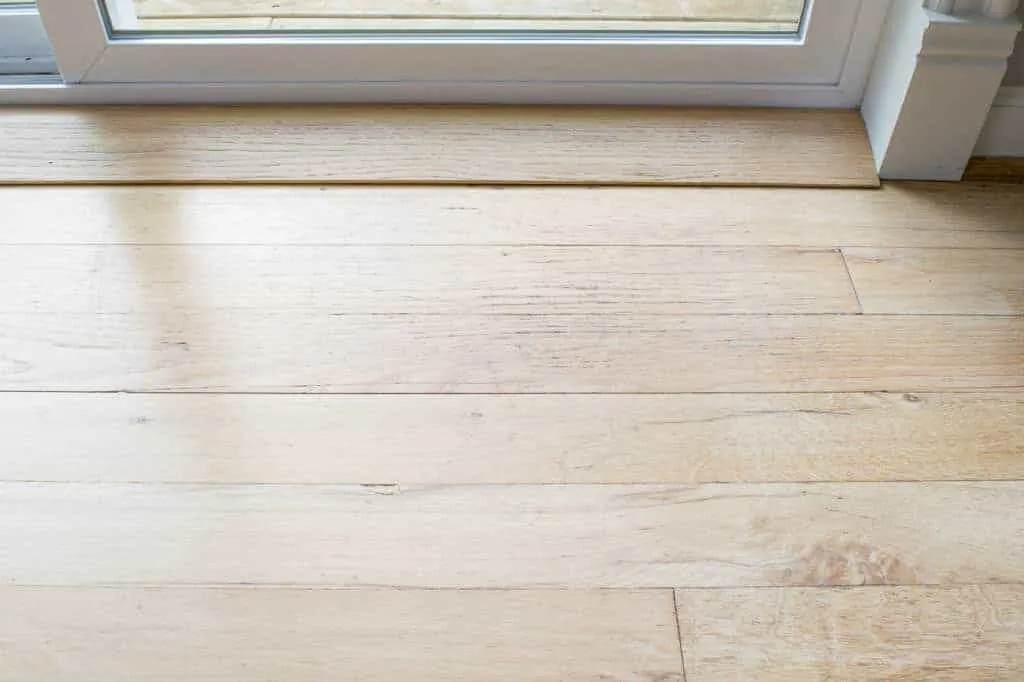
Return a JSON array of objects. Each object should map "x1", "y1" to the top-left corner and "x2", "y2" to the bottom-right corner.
[
  {"x1": 0, "y1": 4, "x2": 57, "y2": 75},
  {"x1": 27, "y1": 0, "x2": 890, "y2": 107}
]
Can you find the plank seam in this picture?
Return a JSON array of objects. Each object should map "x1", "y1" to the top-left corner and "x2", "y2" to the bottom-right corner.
[
  {"x1": 839, "y1": 247, "x2": 865, "y2": 314},
  {"x1": 672, "y1": 589, "x2": 689, "y2": 682}
]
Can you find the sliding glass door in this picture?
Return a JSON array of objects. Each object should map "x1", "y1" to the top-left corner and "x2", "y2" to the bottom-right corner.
[
  {"x1": 119, "y1": 0, "x2": 810, "y2": 32},
  {"x1": 27, "y1": 0, "x2": 888, "y2": 105}
]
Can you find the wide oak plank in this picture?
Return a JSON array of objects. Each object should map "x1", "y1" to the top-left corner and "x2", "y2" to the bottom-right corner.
[
  {"x1": 844, "y1": 248, "x2": 1024, "y2": 315},
  {"x1": 1, "y1": 313, "x2": 1020, "y2": 392},
  {"x1": 4, "y1": 392, "x2": 1024, "y2": 484},
  {"x1": 0, "y1": 245, "x2": 858, "y2": 315},
  {"x1": 677, "y1": 586, "x2": 1024, "y2": 681},
  {"x1": 1, "y1": 185, "x2": 1020, "y2": 247},
  {"x1": 2, "y1": 482, "x2": 1021, "y2": 587},
  {"x1": 0, "y1": 587, "x2": 682, "y2": 682},
  {"x1": 0, "y1": 107, "x2": 876, "y2": 186}
]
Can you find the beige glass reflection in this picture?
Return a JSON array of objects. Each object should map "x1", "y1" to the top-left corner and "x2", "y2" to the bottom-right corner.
[{"x1": 111, "y1": 0, "x2": 806, "y2": 33}]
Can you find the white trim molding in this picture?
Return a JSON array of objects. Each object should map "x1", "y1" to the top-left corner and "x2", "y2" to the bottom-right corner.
[
  {"x1": 862, "y1": 0, "x2": 1022, "y2": 179},
  {"x1": 924, "y1": 0, "x2": 1020, "y2": 18},
  {"x1": 975, "y1": 85, "x2": 1024, "y2": 155}
]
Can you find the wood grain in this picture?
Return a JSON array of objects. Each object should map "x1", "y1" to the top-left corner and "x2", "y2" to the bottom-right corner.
[
  {"x1": 1, "y1": 313, "x2": 1021, "y2": 392},
  {"x1": 4, "y1": 392, "x2": 1024, "y2": 484},
  {"x1": 844, "y1": 248, "x2": 1024, "y2": 315},
  {"x1": 0, "y1": 107, "x2": 877, "y2": 186},
  {"x1": 0, "y1": 245, "x2": 857, "y2": 315},
  {"x1": 677, "y1": 586, "x2": 1024, "y2": 681},
  {"x1": 0, "y1": 99, "x2": 1018, "y2": 680},
  {"x1": 2, "y1": 481, "x2": 1022, "y2": 587},
  {"x1": 1, "y1": 184, "x2": 1020, "y2": 248},
  {"x1": 963, "y1": 156, "x2": 1024, "y2": 183},
  {"x1": 0, "y1": 587, "x2": 683, "y2": 682}
]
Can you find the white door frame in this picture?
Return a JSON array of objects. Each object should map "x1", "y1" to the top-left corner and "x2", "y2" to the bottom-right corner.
[{"x1": 26, "y1": 0, "x2": 890, "y2": 107}]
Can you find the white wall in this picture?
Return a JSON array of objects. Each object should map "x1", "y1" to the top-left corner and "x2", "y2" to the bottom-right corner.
[
  {"x1": 977, "y1": 7, "x2": 1024, "y2": 156},
  {"x1": 1002, "y1": 8, "x2": 1024, "y2": 85}
]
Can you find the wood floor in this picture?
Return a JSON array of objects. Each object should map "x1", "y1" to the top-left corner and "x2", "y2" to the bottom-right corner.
[
  {"x1": 0, "y1": 100, "x2": 1018, "y2": 680},
  {"x1": 2, "y1": 178, "x2": 1023, "y2": 680}
]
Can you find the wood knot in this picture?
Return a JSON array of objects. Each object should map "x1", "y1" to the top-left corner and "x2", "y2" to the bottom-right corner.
[{"x1": 777, "y1": 540, "x2": 916, "y2": 586}]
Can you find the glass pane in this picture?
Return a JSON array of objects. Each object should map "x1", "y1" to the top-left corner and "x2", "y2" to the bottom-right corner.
[
  {"x1": 0, "y1": 1, "x2": 57, "y2": 75},
  {"x1": 108, "y1": 0, "x2": 806, "y2": 34}
]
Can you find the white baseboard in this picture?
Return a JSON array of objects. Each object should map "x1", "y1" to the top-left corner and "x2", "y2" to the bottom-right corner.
[
  {"x1": 975, "y1": 86, "x2": 1024, "y2": 157},
  {"x1": 861, "y1": 3, "x2": 1021, "y2": 180}
]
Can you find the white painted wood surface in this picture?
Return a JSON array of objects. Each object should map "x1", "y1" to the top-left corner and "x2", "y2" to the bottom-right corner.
[
  {"x1": 862, "y1": 0, "x2": 1022, "y2": 179},
  {"x1": 976, "y1": 86, "x2": 1024, "y2": 156}
]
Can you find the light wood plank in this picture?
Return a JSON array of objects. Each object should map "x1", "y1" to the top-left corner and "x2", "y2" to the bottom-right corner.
[
  {"x1": 1, "y1": 313, "x2": 1021, "y2": 392},
  {"x1": 1, "y1": 185, "x2": 1021, "y2": 248},
  {"x1": 5, "y1": 392, "x2": 1024, "y2": 484},
  {"x1": 0, "y1": 587, "x2": 682, "y2": 682},
  {"x1": 844, "y1": 248, "x2": 1024, "y2": 315},
  {"x1": 0, "y1": 107, "x2": 877, "y2": 186},
  {"x1": 2, "y1": 482, "x2": 1022, "y2": 586},
  {"x1": 963, "y1": 156, "x2": 1024, "y2": 183},
  {"x1": 136, "y1": 0, "x2": 803, "y2": 22},
  {"x1": 0, "y1": 246, "x2": 857, "y2": 315},
  {"x1": 677, "y1": 586, "x2": 1024, "y2": 681}
]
